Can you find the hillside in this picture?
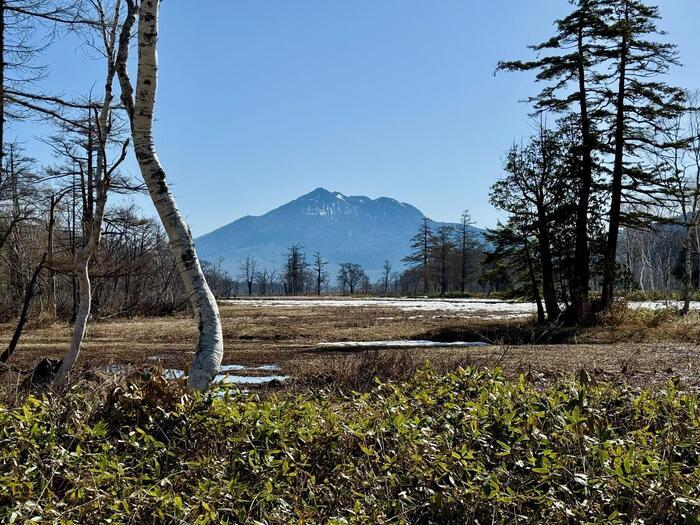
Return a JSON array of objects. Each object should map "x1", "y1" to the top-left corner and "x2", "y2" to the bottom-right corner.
[{"x1": 195, "y1": 187, "x2": 482, "y2": 279}]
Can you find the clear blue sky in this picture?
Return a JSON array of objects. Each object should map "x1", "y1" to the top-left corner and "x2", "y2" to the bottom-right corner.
[{"x1": 13, "y1": 0, "x2": 700, "y2": 235}]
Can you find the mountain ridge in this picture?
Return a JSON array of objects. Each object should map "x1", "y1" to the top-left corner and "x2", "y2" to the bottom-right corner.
[{"x1": 195, "y1": 188, "x2": 482, "y2": 280}]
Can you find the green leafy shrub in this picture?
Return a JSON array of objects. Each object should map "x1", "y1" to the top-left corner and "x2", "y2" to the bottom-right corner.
[{"x1": 2, "y1": 368, "x2": 700, "y2": 524}]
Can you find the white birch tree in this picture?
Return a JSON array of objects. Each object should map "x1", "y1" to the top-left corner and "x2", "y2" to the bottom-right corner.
[
  {"x1": 116, "y1": 0, "x2": 223, "y2": 391},
  {"x1": 53, "y1": 0, "x2": 129, "y2": 386}
]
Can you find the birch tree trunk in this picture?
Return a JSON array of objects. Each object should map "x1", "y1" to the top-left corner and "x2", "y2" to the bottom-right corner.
[
  {"x1": 53, "y1": 254, "x2": 91, "y2": 385},
  {"x1": 120, "y1": 0, "x2": 223, "y2": 391},
  {"x1": 54, "y1": 133, "x2": 115, "y2": 385},
  {"x1": 53, "y1": 0, "x2": 127, "y2": 386}
]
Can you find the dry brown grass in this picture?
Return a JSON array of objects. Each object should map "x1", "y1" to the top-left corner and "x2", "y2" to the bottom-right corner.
[{"x1": 1, "y1": 298, "x2": 700, "y2": 392}]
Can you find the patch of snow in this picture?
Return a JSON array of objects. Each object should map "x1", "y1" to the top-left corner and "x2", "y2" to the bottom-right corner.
[
  {"x1": 164, "y1": 365, "x2": 285, "y2": 385},
  {"x1": 215, "y1": 374, "x2": 287, "y2": 385},
  {"x1": 317, "y1": 340, "x2": 488, "y2": 349},
  {"x1": 628, "y1": 301, "x2": 700, "y2": 310},
  {"x1": 227, "y1": 297, "x2": 700, "y2": 320},
  {"x1": 225, "y1": 297, "x2": 536, "y2": 320},
  {"x1": 163, "y1": 368, "x2": 184, "y2": 379},
  {"x1": 147, "y1": 353, "x2": 175, "y2": 361},
  {"x1": 219, "y1": 364, "x2": 281, "y2": 373}
]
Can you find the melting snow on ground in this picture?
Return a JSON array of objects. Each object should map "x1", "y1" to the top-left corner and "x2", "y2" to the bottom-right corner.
[
  {"x1": 164, "y1": 364, "x2": 286, "y2": 385},
  {"x1": 215, "y1": 374, "x2": 287, "y2": 385},
  {"x1": 229, "y1": 298, "x2": 536, "y2": 319},
  {"x1": 226, "y1": 297, "x2": 699, "y2": 320},
  {"x1": 628, "y1": 301, "x2": 700, "y2": 310},
  {"x1": 317, "y1": 340, "x2": 489, "y2": 349}
]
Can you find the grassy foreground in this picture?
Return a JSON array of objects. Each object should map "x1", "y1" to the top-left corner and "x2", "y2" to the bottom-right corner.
[{"x1": 2, "y1": 368, "x2": 700, "y2": 524}]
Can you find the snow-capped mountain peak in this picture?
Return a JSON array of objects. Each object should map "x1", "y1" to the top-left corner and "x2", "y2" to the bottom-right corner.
[{"x1": 195, "y1": 188, "x2": 482, "y2": 278}]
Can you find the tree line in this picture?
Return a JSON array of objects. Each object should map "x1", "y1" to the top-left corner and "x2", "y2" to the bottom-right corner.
[{"x1": 202, "y1": 210, "x2": 485, "y2": 298}]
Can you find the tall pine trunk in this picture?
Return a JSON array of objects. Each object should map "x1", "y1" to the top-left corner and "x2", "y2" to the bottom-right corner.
[
  {"x1": 440, "y1": 252, "x2": 447, "y2": 295},
  {"x1": 422, "y1": 227, "x2": 429, "y2": 293},
  {"x1": 536, "y1": 209, "x2": 560, "y2": 321},
  {"x1": 123, "y1": 0, "x2": 223, "y2": 391},
  {"x1": 525, "y1": 239, "x2": 545, "y2": 325},
  {"x1": 47, "y1": 194, "x2": 58, "y2": 320},
  {"x1": 570, "y1": 12, "x2": 594, "y2": 323},
  {"x1": 460, "y1": 228, "x2": 467, "y2": 294},
  {"x1": 601, "y1": 29, "x2": 628, "y2": 310},
  {"x1": 0, "y1": 0, "x2": 4, "y2": 189}
]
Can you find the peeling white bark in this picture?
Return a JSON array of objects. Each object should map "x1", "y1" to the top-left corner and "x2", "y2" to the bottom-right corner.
[
  {"x1": 54, "y1": 258, "x2": 91, "y2": 385},
  {"x1": 53, "y1": 126, "x2": 114, "y2": 385},
  {"x1": 54, "y1": 1, "x2": 127, "y2": 387},
  {"x1": 125, "y1": 0, "x2": 223, "y2": 390}
]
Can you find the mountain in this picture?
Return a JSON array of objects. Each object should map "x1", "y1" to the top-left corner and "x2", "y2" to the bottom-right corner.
[{"x1": 195, "y1": 188, "x2": 483, "y2": 279}]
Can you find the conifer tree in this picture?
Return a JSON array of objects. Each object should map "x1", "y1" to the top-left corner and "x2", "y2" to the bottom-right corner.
[
  {"x1": 483, "y1": 222, "x2": 546, "y2": 325},
  {"x1": 598, "y1": 0, "x2": 685, "y2": 308},
  {"x1": 498, "y1": 0, "x2": 611, "y2": 322},
  {"x1": 433, "y1": 225, "x2": 455, "y2": 296},
  {"x1": 456, "y1": 210, "x2": 479, "y2": 294},
  {"x1": 490, "y1": 125, "x2": 569, "y2": 322},
  {"x1": 402, "y1": 217, "x2": 433, "y2": 293}
]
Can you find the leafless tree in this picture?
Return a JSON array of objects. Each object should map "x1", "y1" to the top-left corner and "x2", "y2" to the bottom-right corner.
[
  {"x1": 337, "y1": 262, "x2": 366, "y2": 295},
  {"x1": 255, "y1": 268, "x2": 275, "y2": 296},
  {"x1": 381, "y1": 260, "x2": 391, "y2": 296},
  {"x1": 656, "y1": 92, "x2": 700, "y2": 313},
  {"x1": 312, "y1": 252, "x2": 327, "y2": 295},
  {"x1": 239, "y1": 256, "x2": 256, "y2": 296},
  {"x1": 54, "y1": 0, "x2": 129, "y2": 386},
  {"x1": 283, "y1": 244, "x2": 308, "y2": 295}
]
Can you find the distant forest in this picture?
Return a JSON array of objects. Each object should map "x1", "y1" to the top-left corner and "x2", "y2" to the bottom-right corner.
[{"x1": 201, "y1": 211, "x2": 486, "y2": 298}]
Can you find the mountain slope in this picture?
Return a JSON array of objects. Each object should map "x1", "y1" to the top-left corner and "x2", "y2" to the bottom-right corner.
[{"x1": 195, "y1": 188, "x2": 481, "y2": 279}]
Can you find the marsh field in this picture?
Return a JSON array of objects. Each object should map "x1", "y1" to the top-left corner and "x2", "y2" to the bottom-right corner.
[
  {"x1": 3, "y1": 297, "x2": 700, "y2": 392},
  {"x1": 6, "y1": 298, "x2": 700, "y2": 523}
]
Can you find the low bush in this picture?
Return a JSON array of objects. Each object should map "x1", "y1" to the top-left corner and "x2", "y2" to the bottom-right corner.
[{"x1": 2, "y1": 368, "x2": 700, "y2": 524}]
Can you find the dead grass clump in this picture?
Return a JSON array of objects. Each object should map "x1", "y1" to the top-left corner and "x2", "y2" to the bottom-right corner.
[
  {"x1": 417, "y1": 321, "x2": 578, "y2": 345},
  {"x1": 596, "y1": 298, "x2": 682, "y2": 329},
  {"x1": 294, "y1": 349, "x2": 483, "y2": 392},
  {"x1": 588, "y1": 302, "x2": 700, "y2": 343},
  {"x1": 628, "y1": 306, "x2": 682, "y2": 327},
  {"x1": 595, "y1": 297, "x2": 630, "y2": 327},
  {"x1": 296, "y1": 350, "x2": 422, "y2": 392},
  {"x1": 31, "y1": 311, "x2": 62, "y2": 330}
]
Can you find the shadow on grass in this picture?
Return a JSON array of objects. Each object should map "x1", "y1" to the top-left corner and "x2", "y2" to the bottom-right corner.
[{"x1": 415, "y1": 322, "x2": 581, "y2": 345}]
